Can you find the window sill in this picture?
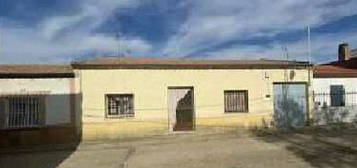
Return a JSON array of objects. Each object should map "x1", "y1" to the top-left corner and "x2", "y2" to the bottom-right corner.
[
  {"x1": 224, "y1": 111, "x2": 249, "y2": 114},
  {"x1": 105, "y1": 115, "x2": 135, "y2": 119}
]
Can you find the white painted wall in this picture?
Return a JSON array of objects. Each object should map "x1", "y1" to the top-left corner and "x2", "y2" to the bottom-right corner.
[
  {"x1": 0, "y1": 78, "x2": 75, "y2": 125},
  {"x1": 313, "y1": 78, "x2": 357, "y2": 106},
  {"x1": 313, "y1": 78, "x2": 357, "y2": 93},
  {"x1": 313, "y1": 77, "x2": 357, "y2": 124}
]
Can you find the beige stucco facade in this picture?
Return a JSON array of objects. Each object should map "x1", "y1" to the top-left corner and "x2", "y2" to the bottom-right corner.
[{"x1": 76, "y1": 68, "x2": 313, "y2": 140}]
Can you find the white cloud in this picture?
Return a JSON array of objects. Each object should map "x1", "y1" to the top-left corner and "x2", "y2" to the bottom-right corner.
[
  {"x1": 0, "y1": 26, "x2": 152, "y2": 63},
  {"x1": 0, "y1": 0, "x2": 356, "y2": 63},
  {"x1": 198, "y1": 31, "x2": 357, "y2": 63},
  {"x1": 0, "y1": 0, "x2": 152, "y2": 63},
  {"x1": 163, "y1": 0, "x2": 357, "y2": 58}
]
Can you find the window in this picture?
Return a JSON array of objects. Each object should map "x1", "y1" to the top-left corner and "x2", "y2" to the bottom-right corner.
[
  {"x1": 224, "y1": 90, "x2": 248, "y2": 113},
  {"x1": 330, "y1": 85, "x2": 345, "y2": 107},
  {"x1": 106, "y1": 94, "x2": 134, "y2": 118},
  {"x1": 0, "y1": 95, "x2": 45, "y2": 129}
]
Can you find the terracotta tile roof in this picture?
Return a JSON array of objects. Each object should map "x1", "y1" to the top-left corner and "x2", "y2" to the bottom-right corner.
[
  {"x1": 314, "y1": 58, "x2": 357, "y2": 78},
  {"x1": 72, "y1": 56, "x2": 311, "y2": 69},
  {"x1": 0, "y1": 64, "x2": 74, "y2": 78}
]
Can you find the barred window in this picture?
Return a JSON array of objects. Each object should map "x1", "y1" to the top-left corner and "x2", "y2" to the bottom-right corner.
[
  {"x1": 0, "y1": 95, "x2": 45, "y2": 129},
  {"x1": 224, "y1": 90, "x2": 248, "y2": 113},
  {"x1": 106, "y1": 94, "x2": 134, "y2": 118}
]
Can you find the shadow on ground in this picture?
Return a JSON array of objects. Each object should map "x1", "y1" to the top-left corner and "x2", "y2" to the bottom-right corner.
[
  {"x1": 250, "y1": 126, "x2": 357, "y2": 168},
  {"x1": 0, "y1": 143, "x2": 79, "y2": 168}
]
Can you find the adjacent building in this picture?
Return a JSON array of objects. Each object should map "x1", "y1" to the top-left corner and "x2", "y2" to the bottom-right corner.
[
  {"x1": 0, "y1": 65, "x2": 80, "y2": 147},
  {"x1": 313, "y1": 43, "x2": 357, "y2": 124}
]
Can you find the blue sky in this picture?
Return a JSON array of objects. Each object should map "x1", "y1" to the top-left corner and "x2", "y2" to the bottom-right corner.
[{"x1": 0, "y1": 0, "x2": 357, "y2": 63}]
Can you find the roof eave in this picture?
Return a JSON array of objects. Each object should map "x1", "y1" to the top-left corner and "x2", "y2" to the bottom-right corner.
[
  {"x1": 313, "y1": 73, "x2": 357, "y2": 78},
  {"x1": 0, "y1": 73, "x2": 75, "y2": 79},
  {"x1": 71, "y1": 63, "x2": 311, "y2": 70}
]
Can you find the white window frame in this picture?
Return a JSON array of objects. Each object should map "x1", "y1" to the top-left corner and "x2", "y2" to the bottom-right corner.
[{"x1": 105, "y1": 94, "x2": 134, "y2": 118}]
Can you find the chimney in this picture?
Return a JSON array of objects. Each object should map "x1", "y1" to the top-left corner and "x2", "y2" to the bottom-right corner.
[{"x1": 338, "y1": 43, "x2": 351, "y2": 61}]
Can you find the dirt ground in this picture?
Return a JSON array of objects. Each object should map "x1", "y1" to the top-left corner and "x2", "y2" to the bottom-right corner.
[{"x1": 0, "y1": 129, "x2": 356, "y2": 168}]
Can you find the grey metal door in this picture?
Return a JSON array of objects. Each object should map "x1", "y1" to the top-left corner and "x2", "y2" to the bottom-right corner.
[{"x1": 273, "y1": 83, "x2": 307, "y2": 128}]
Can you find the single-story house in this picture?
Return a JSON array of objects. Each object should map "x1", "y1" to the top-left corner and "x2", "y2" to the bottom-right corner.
[
  {"x1": 313, "y1": 43, "x2": 357, "y2": 124},
  {"x1": 0, "y1": 57, "x2": 313, "y2": 146},
  {"x1": 72, "y1": 57, "x2": 313, "y2": 140},
  {"x1": 0, "y1": 65, "x2": 80, "y2": 147}
]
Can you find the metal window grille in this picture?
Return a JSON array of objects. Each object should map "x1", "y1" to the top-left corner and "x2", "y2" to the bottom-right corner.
[
  {"x1": 2, "y1": 95, "x2": 44, "y2": 129},
  {"x1": 106, "y1": 94, "x2": 134, "y2": 118},
  {"x1": 314, "y1": 91, "x2": 357, "y2": 108},
  {"x1": 313, "y1": 91, "x2": 357, "y2": 124},
  {"x1": 224, "y1": 90, "x2": 248, "y2": 113}
]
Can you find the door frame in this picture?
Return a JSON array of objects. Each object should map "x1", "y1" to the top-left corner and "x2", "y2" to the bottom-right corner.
[
  {"x1": 167, "y1": 86, "x2": 195, "y2": 132},
  {"x1": 272, "y1": 82, "x2": 309, "y2": 127}
]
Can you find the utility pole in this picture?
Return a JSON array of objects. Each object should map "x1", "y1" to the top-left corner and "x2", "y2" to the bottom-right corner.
[
  {"x1": 115, "y1": 15, "x2": 123, "y2": 57},
  {"x1": 282, "y1": 45, "x2": 289, "y2": 61},
  {"x1": 281, "y1": 45, "x2": 289, "y2": 82},
  {"x1": 307, "y1": 26, "x2": 311, "y2": 63},
  {"x1": 281, "y1": 45, "x2": 290, "y2": 128},
  {"x1": 306, "y1": 26, "x2": 312, "y2": 86},
  {"x1": 0, "y1": 27, "x2": 1, "y2": 58},
  {"x1": 306, "y1": 25, "x2": 312, "y2": 126},
  {"x1": 117, "y1": 32, "x2": 122, "y2": 57}
]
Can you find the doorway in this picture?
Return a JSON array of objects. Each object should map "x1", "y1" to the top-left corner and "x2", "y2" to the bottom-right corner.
[
  {"x1": 273, "y1": 83, "x2": 307, "y2": 128},
  {"x1": 168, "y1": 87, "x2": 194, "y2": 131}
]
